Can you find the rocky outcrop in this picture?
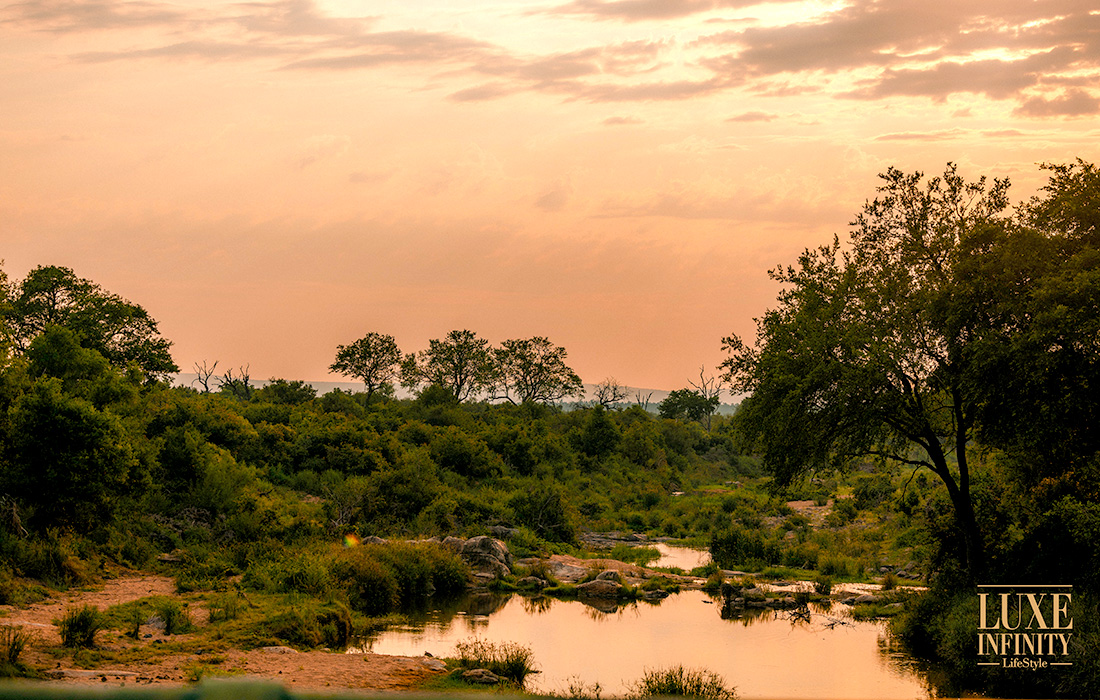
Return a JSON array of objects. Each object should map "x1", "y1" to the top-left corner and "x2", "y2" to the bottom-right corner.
[
  {"x1": 575, "y1": 579, "x2": 623, "y2": 598},
  {"x1": 462, "y1": 669, "x2": 501, "y2": 684},
  {"x1": 460, "y1": 536, "x2": 512, "y2": 577}
]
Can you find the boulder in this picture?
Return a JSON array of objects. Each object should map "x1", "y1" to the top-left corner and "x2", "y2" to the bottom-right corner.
[
  {"x1": 363, "y1": 535, "x2": 387, "y2": 545},
  {"x1": 441, "y1": 536, "x2": 466, "y2": 552},
  {"x1": 595, "y1": 570, "x2": 622, "y2": 583},
  {"x1": 489, "y1": 525, "x2": 519, "y2": 540},
  {"x1": 854, "y1": 594, "x2": 880, "y2": 604},
  {"x1": 517, "y1": 576, "x2": 547, "y2": 590},
  {"x1": 462, "y1": 669, "x2": 501, "y2": 685},
  {"x1": 461, "y1": 536, "x2": 512, "y2": 576},
  {"x1": 575, "y1": 579, "x2": 622, "y2": 598}
]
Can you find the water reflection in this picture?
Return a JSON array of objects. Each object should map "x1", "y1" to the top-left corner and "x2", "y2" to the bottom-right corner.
[{"x1": 360, "y1": 590, "x2": 930, "y2": 699}]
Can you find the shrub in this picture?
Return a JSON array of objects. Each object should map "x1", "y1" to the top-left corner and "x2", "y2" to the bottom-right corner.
[
  {"x1": 0, "y1": 625, "x2": 34, "y2": 679},
  {"x1": 155, "y1": 599, "x2": 194, "y2": 635},
  {"x1": 631, "y1": 665, "x2": 736, "y2": 699},
  {"x1": 207, "y1": 593, "x2": 242, "y2": 622},
  {"x1": 454, "y1": 638, "x2": 536, "y2": 685},
  {"x1": 813, "y1": 574, "x2": 832, "y2": 596},
  {"x1": 337, "y1": 553, "x2": 398, "y2": 615},
  {"x1": 58, "y1": 605, "x2": 104, "y2": 648}
]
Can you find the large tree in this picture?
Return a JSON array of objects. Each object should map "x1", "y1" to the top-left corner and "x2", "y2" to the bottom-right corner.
[
  {"x1": 402, "y1": 329, "x2": 493, "y2": 402},
  {"x1": 3, "y1": 265, "x2": 177, "y2": 381},
  {"x1": 488, "y1": 336, "x2": 583, "y2": 405},
  {"x1": 330, "y1": 332, "x2": 402, "y2": 402},
  {"x1": 721, "y1": 163, "x2": 1015, "y2": 579}
]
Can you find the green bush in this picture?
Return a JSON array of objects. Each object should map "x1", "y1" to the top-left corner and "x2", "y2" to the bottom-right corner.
[
  {"x1": 207, "y1": 593, "x2": 242, "y2": 622},
  {"x1": 631, "y1": 665, "x2": 736, "y2": 699},
  {"x1": 454, "y1": 638, "x2": 536, "y2": 685},
  {"x1": 336, "y1": 553, "x2": 398, "y2": 615},
  {"x1": 155, "y1": 599, "x2": 194, "y2": 635},
  {"x1": 0, "y1": 625, "x2": 34, "y2": 679},
  {"x1": 57, "y1": 605, "x2": 104, "y2": 648}
]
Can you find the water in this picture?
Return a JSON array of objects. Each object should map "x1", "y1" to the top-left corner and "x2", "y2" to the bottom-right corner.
[
  {"x1": 652, "y1": 542, "x2": 711, "y2": 571},
  {"x1": 357, "y1": 589, "x2": 929, "y2": 699}
]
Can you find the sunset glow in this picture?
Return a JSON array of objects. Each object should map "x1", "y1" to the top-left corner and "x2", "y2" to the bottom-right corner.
[{"x1": 3, "y1": 0, "x2": 1098, "y2": 391}]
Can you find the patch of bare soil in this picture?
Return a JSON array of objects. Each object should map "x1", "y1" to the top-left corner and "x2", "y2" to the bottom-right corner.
[{"x1": 0, "y1": 575, "x2": 445, "y2": 691}]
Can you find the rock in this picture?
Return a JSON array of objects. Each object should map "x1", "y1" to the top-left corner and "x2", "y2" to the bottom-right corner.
[
  {"x1": 854, "y1": 594, "x2": 880, "y2": 604},
  {"x1": 489, "y1": 525, "x2": 519, "y2": 540},
  {"x1": 363, "y1": 535, "x2": 387, "y2": 545},
  {"x1": 145, "y1": 615, "x2": 166, "y2": 633},
  {"x1": 461, "y1": 536, "x2": 512, "y2": 577},
  {"x1": 643, "y1": 589, "x2": 669, "y2": 600},
  {"x1": 421, "y1": 658, "x2": 447, "y2": 672},
  {"x1": 879, "y1": 565, "x2": 892, "y2": 573},
  {"x1": 885, "y1": 602, "x2": 904, "y2": 610},
  {"x1": 441, "y1": 536, "x2": 466, "y2": 552},
  {"x1": 595, "y1": 570, "x2": 622, "y2": 583},
  {"x1": 517, "y1": 576, "x2": 546, "y2": 590},
  {"x1": 840, "y1": 596, "x2": 857, "y2": 605},
  {"x1": 741, "y1": 587, "x2": 764, "y2": 598},
  {"x1": 260, "y1": 646, "x2": 299, "y2": 654},
  {"x1": 462, "y1": 669, "x2": 501, "y2": 684},
  {"x1": 575, "y1": 579, "x2": 622, "y2": 598}
]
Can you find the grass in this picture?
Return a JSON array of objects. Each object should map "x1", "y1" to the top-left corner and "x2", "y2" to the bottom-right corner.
[
  {"x1": 0, "y1": 625, "x2": 35, "y2": 678},
  {"x1": 631, "y1": 665, "x2": 737, "y2": 699},
  {"x1": 57, "y1": 605, "x2": 104, "y2": 648},
  {"x1": 454, "y1": 638, "x2": 537, "y2": 685}
]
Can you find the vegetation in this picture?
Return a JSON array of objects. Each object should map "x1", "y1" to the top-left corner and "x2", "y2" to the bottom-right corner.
[
  {"x1": 631, "y1": 665, "x2": 736, "y2": 700},
  {"x1": 454, "y1": 638, "x2": 537, "y2": 685},
  {"x1": 0, "y1": 160, "x2": 1096, "y2": 697},
  {"x1": 57, "y1": 605, "x2": 104, "y2": 648}
]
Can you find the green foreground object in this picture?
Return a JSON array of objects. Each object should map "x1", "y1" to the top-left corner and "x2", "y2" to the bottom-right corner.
[{"x1": 0, "y1": 680, "x2": 519, "y2": 700}]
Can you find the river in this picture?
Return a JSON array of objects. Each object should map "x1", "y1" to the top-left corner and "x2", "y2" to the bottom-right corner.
[{"x1": 357, "y1": 587, "x2": 929, "y2": 699}]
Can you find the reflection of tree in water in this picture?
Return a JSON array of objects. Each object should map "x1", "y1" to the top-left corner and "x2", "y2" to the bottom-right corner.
[{"x1": 523, "y1": 595, "x2": 554, "y2": 615}]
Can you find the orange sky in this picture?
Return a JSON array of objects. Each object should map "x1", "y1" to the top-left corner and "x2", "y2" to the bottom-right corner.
[{"x1": 2, "y1": 0, "x2": 1099, "y2": 392}]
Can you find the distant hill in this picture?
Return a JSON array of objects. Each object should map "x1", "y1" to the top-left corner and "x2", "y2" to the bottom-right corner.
[{"x1": 171, "y1": 374, "x2": 738, "y2": 414}]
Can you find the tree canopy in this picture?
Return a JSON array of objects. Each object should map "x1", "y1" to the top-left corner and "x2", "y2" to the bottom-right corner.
[
  {"x1": 2, "y1": 265, "x2": 177, "y2": 382},
  {"x1": 330, "y1": 332, "x2": 402, "y2": 402},
  {"x1": 719, "y1": 162, "x2": 1097, "y2": 580},
  {"x1": 402, "y1": 329, "x2": 493, "y2": 402},
  {"x1": 488, "y1": 336, "x2": 583, "y2": 405}
]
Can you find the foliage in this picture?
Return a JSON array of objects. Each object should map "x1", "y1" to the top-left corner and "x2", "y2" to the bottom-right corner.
[
  {"x1": 330, "y1": 332, "x2": 402, "y2": 402},
  {"x1": 488, "y1": 336, "x2": 584, "y2": 405},
  {"x1": 631, "y1": 665, "x2": 736, "y2": 700},
  {"x1": 454, "y1": 638, "x2": 537, "y2": 685},
  {"x1": 2, "y1": 265, "x2": 177, "y2": 381},
  {"x1": 57, "y1": 605, "x2": 104, "y2": 648},
  {"x1": 402, "y1": 329, "x2": 493, "y2": 402},
  {"x1": 659, "y1": 389, "x2": 720, "y2": 425},
  {"x1": 155, "y1": 599, "x2": 194, "y2": 635}
]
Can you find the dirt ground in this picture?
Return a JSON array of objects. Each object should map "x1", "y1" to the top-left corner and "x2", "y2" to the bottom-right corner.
[{"x1": 0, "y1": 575, "x2": 445, "y2": 692}]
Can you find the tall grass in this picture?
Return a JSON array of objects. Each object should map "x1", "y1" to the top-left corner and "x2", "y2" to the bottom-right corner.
[
  {"x1": 631, "y1": 665, "x2": 736, "y2": 700},
  {"x1": 1, "y1": 626, "x2": 32, "y2": 668},
  {"x1": 57, "y1": 605, "x2": 103, "y2": 648},
  {"x1": 454, "y1": 638, "x2": 537, "y2": 685}
]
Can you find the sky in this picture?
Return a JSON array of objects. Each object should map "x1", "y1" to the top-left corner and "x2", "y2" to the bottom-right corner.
[{"x1": 2, "y1": 0, "x2": 1099, "y2": 393}]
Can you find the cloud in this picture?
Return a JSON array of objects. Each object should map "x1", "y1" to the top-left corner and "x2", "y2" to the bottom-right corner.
[
  {"x1": 1, "y1": 0, "x2": 187, "y2": 32},
  {"x1": 726, "y1": 111, "x2": 776, "y2": 122},
  {"x1": 1015, "y1": 88, "x2": 1100, "y2": 117},
  {"x1": 602, "y1": 116, "x2": 643, "y2": 125},
  {"x1": 541, "y1": 0, "x2": 797, "y2": 22},
  {"x1": 875, "y1": 129, "x2": 969, "y2": 142}
]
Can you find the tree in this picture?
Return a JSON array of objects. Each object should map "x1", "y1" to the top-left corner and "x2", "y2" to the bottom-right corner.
[
  {"x1": 3, "y1": 265, "x2": 177, "y2": 381},
  {"x1": 658, "y1": 388, "x2": 719, "y2": 424},
  {"x1": 329, "y1": 332, "x2": 402, "y2": 402},
  {"x1": 721, "y1": 163, "x2": 1015, "y2": 580},
  {"x1": 3, "y1": 378, "x2": 136, "y2": 531},
  {"x1": 687, "y1": 366, "x2": 723, "y2": 429},
  {"x1": 594, "y1": 377, "x2": 628, "y2": 409},
  {"x1": 488, "y1": 336, "x2": 583, "y2": 405},
  {"x1": 218, "y1": 365, "x2": 253, "y2": 400},
  {"x1": 402, "y1": 330, "x2": 492, "y2": 402}
]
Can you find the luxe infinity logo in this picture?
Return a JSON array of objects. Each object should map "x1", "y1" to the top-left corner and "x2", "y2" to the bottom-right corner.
[{"x1": 976, "y1": 584, "x2": 1073, "y2": 669}]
